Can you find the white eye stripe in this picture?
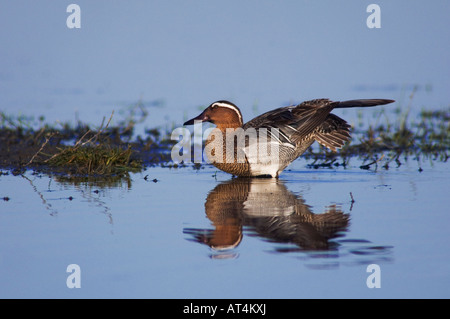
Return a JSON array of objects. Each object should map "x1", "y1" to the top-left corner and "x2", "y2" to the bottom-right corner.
[
  {"x1": 212, "y1": 102, "x2": 240, "y2": 112},
  {"x1": 212, "y1": 102, "x2": 243, "y2": 123}
]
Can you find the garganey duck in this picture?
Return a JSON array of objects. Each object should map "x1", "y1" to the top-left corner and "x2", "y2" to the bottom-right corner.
[{"x1": 184, "y1": 98, "x2": 394, "y2": 177}]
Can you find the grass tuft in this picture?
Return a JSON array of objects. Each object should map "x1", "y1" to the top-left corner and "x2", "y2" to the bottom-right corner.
[
  {"x1": 46, "y1": 144, "x2": 141, "y2": 175},
  {"x1": 305, "y1": 105, "x2": 450, "y2": 169}
]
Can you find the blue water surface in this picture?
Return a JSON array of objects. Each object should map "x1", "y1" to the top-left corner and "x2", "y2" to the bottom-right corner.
[
  {"x1": 0, "y1": 159, "x2": 449, "y2": 298},
  {"x1": 0, "y1": 1, "x2": 449, "y2": 299}
]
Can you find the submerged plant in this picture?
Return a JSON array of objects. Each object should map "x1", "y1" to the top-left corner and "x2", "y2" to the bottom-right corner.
[{"x1": 305, "y1": 105, "x2": 450, "y2": 169}]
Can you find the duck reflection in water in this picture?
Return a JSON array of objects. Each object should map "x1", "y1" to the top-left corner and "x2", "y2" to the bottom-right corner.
[{"x1": 183, "y1": 178, "x2": 350, "y2": 257}]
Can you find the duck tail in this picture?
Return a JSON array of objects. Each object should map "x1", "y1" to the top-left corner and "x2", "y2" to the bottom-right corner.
[{"x1": 335, "y1": 99, "x2": 395, "y2": 108}]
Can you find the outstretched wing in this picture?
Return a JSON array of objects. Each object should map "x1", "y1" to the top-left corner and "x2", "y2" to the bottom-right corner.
[
  {"x1": 244, "y1": 99, "x2": 337, "y2": 146},
  {"x1": 313, "y1": 114, "x2": 351, "y2": 152}
]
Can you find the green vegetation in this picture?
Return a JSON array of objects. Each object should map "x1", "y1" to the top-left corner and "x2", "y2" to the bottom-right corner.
[
  {"x1": 0, "y1": 100, "x2": 449, "y2": 177},
  {"x1": 0, "y1": 101, "x2": 174, "y2": 178},
  {"x1": 40, "y1": 112, "x2": 140, "y2": 175},
  {"x1": 46, "y1": 144, "x2": 141, "y2": 175},
  {"x1": 305, "y1": 106, "x2": 450, "y2": 170}
]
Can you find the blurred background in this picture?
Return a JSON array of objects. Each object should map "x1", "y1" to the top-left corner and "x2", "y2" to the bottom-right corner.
[{"x1": 0, "y1": 0, "x2": 449, "y2": 127}]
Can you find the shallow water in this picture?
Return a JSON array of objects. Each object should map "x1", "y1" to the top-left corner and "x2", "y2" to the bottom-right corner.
[
  {"x1": 1, "y1": 1, "x2": 449, "y2": 299},
  {"x1": 1, "y1": 158, "x2": 448, "y2": 298}
]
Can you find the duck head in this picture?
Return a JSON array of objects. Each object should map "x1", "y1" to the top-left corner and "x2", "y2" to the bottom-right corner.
[{"x1": 184, "y1": 100, "x2": 243, "y2": 129}]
